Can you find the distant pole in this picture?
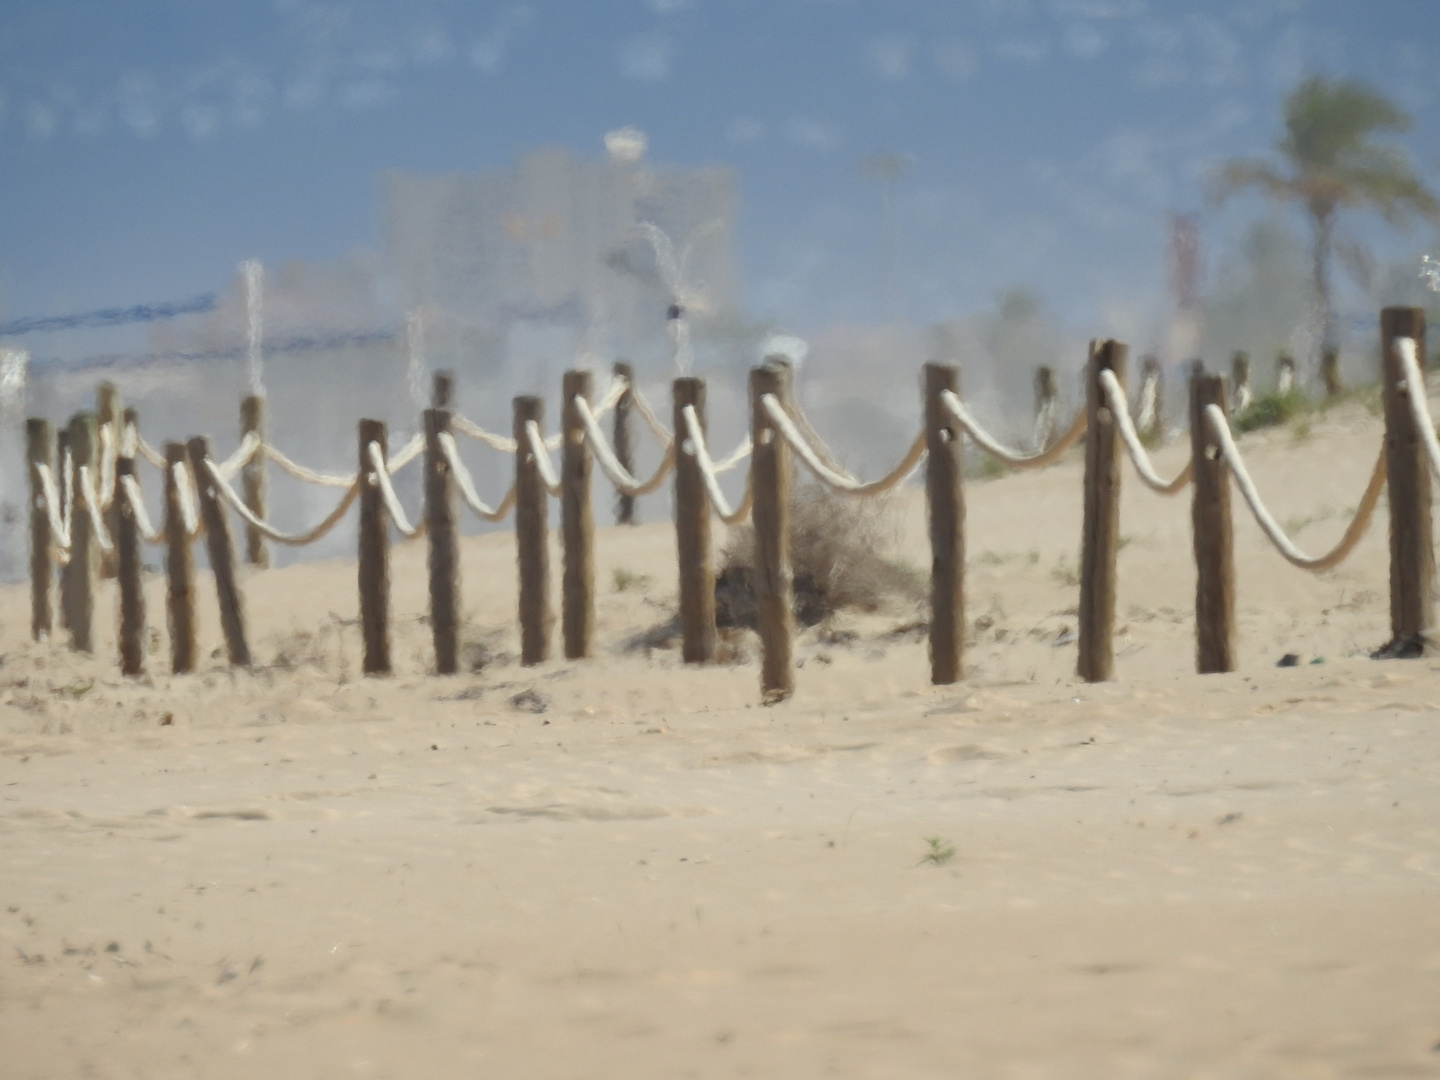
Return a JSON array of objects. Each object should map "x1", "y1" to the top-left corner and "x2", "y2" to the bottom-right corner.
[
  {"x1": 1321, "y1": 347, "x2": 1343, "y2": 398},
  {"x1": 189, "y1": 436, "x2": 250, "y2": 667},
  {"x1": 561, "y1": 370, "x2": 595, "y2": 660},
  {"x1": 1136, "y1": 355, "x2": 1163, "y2": 439},
  {"x1": 63, "y1": 413, "x2": 98, "y2": 653},
  {"x1": 96, "y1": 382, "x2": 122, "y2": 580},
  {"x1": 672, "y1": 376, "x2": 715, "y2": 663},
  {"x1": 1276, "y1": 354, "x2": 1296, "y2": 395},
  {"x1": 424, "y1": 384, "x2": 459, "y2": 675},
  {"x1": 1380, "y1": 307, "x2": 1433, "y2": 656},
  {"x1": 115, "y1": 455, "x2": 146, "y2": 677},
  {"x1": 163, "y1": 442, "x2": 197, "y2": 674},
  {"x1": 750, "y1": 358, "x2": 795, "y2": 703},
  {"x1": 925, "y1": 363, "x2": 964, "y2": 685},
  {"x1": 240, "y1": 395, "x2": 268, "y2": 568},
  {"x1": 26, "y1": 418, "x2": 52, "y2": 641},
  {"x1": 1190, "y1": 367, "x2": 1235, "y2": 674},
  {"x1": 357, "y1": 419, "x2": 391, "y2": 675},
  {"x1": 1033, "y1": 366, "x2": 1058, "y2": 449},
  {"x1": 1077, "y1": 340, "x2": 1126, "y2": 683},
  {"x1": 613, "y1": 361, "x2": 637, "y2": 525},
  {"x1": 55, "y1": 427, "x2": 70, "y2": 631},
  {"x1": 514, "y1": 396, "x2": 551, "y2": 666},
  {"x1": 1230, "y1": 351, "x2": 1252, "y2": 414}
]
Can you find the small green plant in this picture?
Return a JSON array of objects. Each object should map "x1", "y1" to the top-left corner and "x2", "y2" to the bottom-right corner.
[
  {"x1": 612, "y1": 567, "x2": 654, "y2": 593},
  {"x1": 918, "y1": 837, "x2": 956, "y2": 867},
  {"x1": 1233, "y1": 389, "x2": 1310, "y2": 434}
]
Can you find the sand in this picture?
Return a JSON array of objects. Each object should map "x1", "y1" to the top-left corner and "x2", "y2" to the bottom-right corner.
[{"x1": 3, "y1": 395, "x2": 1440, "y2": 1079}]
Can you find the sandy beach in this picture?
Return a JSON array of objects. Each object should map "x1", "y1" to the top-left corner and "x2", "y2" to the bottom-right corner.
[{"x1": 4, "y1": 394, "x2": 1440, "y2": 1079}]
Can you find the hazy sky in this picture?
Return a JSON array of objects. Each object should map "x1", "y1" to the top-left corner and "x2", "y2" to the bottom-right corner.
[{"x1": 2, "y1": 0, "x2": 1437, "y2": 352}]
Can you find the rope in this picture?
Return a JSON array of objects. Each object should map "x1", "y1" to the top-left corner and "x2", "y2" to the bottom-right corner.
[
  {"x1": 452, "y1": 415, "x2": 519, "y2": 453},
  {"x1": 202, "y1": 457, "x2": 359, "y2": 546},
  {"x1": 366, "y1": 441, "x2": 425, "y2": 539},
  {"x1": 711, "y1": 435, "x2": 752, "y2": 473},
  {"x1": 1396, "y1": 338, "x2": 1440, "y2": 482},
  {"x1": 119, "y1": 475, "x2": 164, "y2": 544},
  {"x1": 387, "y1": 433, "x2": 425, "y2": 475},
  {"x1": 594, "y1": 374, "x2": 628, "y2": 418},
  {"x1": 215, "y1": 431, "x2": 262, "y2": 481},
  {"x1": 1099, "y1": 369, "x2": 1193, "y2": 495},
  {"x1": 681, "y1": 405, "x2": 753, "y2": 525},
  {"x1": 628, "y1": 386, "x2": 674, "y2": 445},
  {"x1": 573, "y1": 396, "x2": 676, "y2": 497},
  {"x1": 942, "y1": 391, "x2": 1087, "y2": 469},
  {"x1": 31, "y1": 462, "x2": 70, "y2": 550},
  {"x1": 133, "y1": 430, "x2": 167, "y2": 469},
  {"x1": 437, "y1": 432, "x2": 517, "y2": 522},
  {"x1": 761, "y1": 394, "x2": 927, "y2": 497},
  {"x1": 77, "y1": 465, "x2": 114, "y2": 554},
  {"x1": 1205, "y1": 404, "x2": 1386, "y2": 573},
  {"x1": 172, "y1": 462, "x2": 202, "y2": 540},
  {"x1": 262, "y1": 441, "x2": 357, "y2": 488},
  {"x1": 524, "y1": 421, "x2": 563, "y2": 496}
]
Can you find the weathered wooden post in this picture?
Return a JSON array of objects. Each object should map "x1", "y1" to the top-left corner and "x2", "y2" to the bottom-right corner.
[
  {"x1": 187, "y1": 436, "x2": 250, "y2": 667},
  {"x1": 750, "y1": 358, "x2": 795, "y2": 703},
  {"x1": 925, "y1": 363, "x2": 964, "y2": 685},
  {"x1": 1276, "y1": 354, "x2": 1296, "y2": 395},
  {"x1": 673, "y1": 376, "x2": 715, "y2": 663},
  {"x1": 240, "y1": 394, "x2": 268, "y2": 568},
  {"x1": 114, "y1": 455, "x2": 146, "y2": 676},
  {"x1": 425, "y1": 372, "x2": 459, "y2": 675},
  {"x1": 63, "y1": 413, "x2": 99, "y2": 653},
  {"x1": 1321, "y1": 347, "x2": 1343, "y2": 398},
  {"x1": 1190, "y1": 367, "x2": 1235, "y2": 674},
  {"x1": 613, "y1": 361, "x2": 637, "y2": 525},
  {"x1": 1231, "y1": 351, "x2": 1252, "y2": 414},
  {"x1": 27, "y1": 419, "x2": 53, "y2": 641},
  {"x1": 1379, "y1": 307, "x2": 1433, "y2": 657},
  {"x1": 1077, "y1": 340, "x2": 1126, "y2": 683},
  {"x1": 1034, "y1": 366, "x2": 1058, "y2": 448},
  {"x1": 514, "y1": 396, "x2": 551, "y2": 666},
  {"x1": 96, "y1": 382, "x2": 122, "y2": 580},
  {"x1": 163, "y1": 442, "x2": 197, "y2": 673},
  {"x1": 356, "y1": 419, "x2": 390, "y2": 675},
  {"x1": 561, "y1": 370, "x2": 595, "y2": 660},
  {"x1": 55, "y1": 427, "x2": 70, "y2": 631},
  {"x1": 1136, "y1": 355, "x2": 1163, "y2": 439}
]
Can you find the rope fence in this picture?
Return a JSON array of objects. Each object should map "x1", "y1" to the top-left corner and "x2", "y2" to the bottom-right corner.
[{"x1": 22, "y1": 307, "x2": 1439, "y2": 698}]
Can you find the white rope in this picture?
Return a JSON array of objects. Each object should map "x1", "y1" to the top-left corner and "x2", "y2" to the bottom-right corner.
[
  {"x1": 761, "y1": 394, "x2": 926, "y2": 497},
  {"x1": 1396, "y1": 338, "x2": 1440, "y2": 482},
  {"x1": 119, "y1": 475, "x2": 164, "y2": 544},
  {"x1": 77, "y1": 465, "x2": 114, "y2": 554},
  {"x1": 573, "y1": 396, "x2": 676, "y2": 497},
  {"x1": 437, "y1": 432, "x2": 517, "y2": 522},
  {"x1": 710, "y1": 435, "x2": 753, "y2": 473},
  {"x1": 215, "y1": 431, "x2": 262, "y2": 481},
  {"x1": 133, "y1": 430, "x2": 167, "y2": 469},
  {"x1": 1099, "y1": 369, "x2": 1193, "y2": 495},
  {"x1": 681, "y1": 405, "x2": 753, "y2": 525},
  {"x1": 172, "y1": 462, "x2": 201, "y2": 540},
  {"x1": 386, "y1": 433, "x2": 425, "y2": 475},
  {"x1": 202, "y1": 457, "x2": 359, "y2": 546},
  {"x1": 452, "y1": 414, "x2": 519, "y2": 453},
  {"x1": 524, "y1": 421, "x2": 563, "y2": 496},
  {"x1": 1205, "y1": 404, "x2": 1386, "y2": 573},
  {"x1": 628, "y1": 386, "x2": 674, "y2": 446},
  {"x1": 31, "y1": 462, "x2": 70, "y2": 550},
  {"x1": 942, "y1": 390, "x2": 1087, "y2": 469},
  {"x1": 366, "y1": 441, "x2": 424, "y2": 539},
  {"x1": 594, "y1": 374, "x2": 628, "y2": 418},
  {"x1": 262, "y1": 441, "x2": 357, "y2": 488}
]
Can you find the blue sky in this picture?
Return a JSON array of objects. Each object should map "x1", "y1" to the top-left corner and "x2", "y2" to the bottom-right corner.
[{"x1": 2, "y1": 0, "x2": 1437, "y2": 359}]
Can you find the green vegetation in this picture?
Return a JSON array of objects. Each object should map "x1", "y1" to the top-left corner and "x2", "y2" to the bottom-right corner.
[
  {"x1": 1233, "y1": 388, "x2": 1311, "y2": 434},
  {"x1": 918, "y1": 837, "x2": 956, "y2": 867}
]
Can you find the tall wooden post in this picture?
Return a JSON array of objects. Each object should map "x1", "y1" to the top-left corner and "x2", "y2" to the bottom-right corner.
[
  {"x1": 187, "y1": 436, "x2": 250, "y2": 667},
  {"x1": 1190, "y1": 368, "x2": 1235, "y2": 674},
  {"x1": 1321, "y1": 347, "x2": 1343, "y2": 398},
  {"x1": 240, "y1": 394, "x2": 268, "y2": 568},
  {"x1": 514, "y1": 396, "x2": 551, "y2": 666},
  {"x1": 55, "y1": 427, "x2": 71, "y2": 631},
  {"x1": 613, "y1": 361, "x2": 637, "y2": 525},
  {"x1": 750, "y1": 358, "x2": 795, "y2": 703},
  {"x1": 673, "y1": 376, "x2": 715, "y2": 663},
  {"x1": 561, "y1": 370, "x2": 595, "y2": 660},
  {"x1": 1077, "y1": 340, "x2": 1126, "y2": 683},
  {"x1": 63, "y1": 413, "x2": 99, "y2": 653},
  {"x1": 115, "y1": 455, "x2": 146, "y2": 676},
  {"x1": 1379, "y1": 307, "x2": 1433, "y2": 656},
  {"x1": 96, "y1": 383, "x2": 122, "y2": 580},
  {"x1": 925, "y1": 363, "x2": 964, "y2": 685},
  {"x1": 357, "y1": 419, "x2": 391, "y2": 675},
  {"x1": 424, "y1": 402, "x2": 459, "y2": 675},
  {"x1": 27, "y1": 419, "x2": 53, "y2": 641},
  {"x1": 163, "y1": 443, "x2": 197, "y2": 673}
]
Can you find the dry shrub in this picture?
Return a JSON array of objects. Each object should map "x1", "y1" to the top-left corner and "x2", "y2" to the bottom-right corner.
[{"x1": 716, "y1": 482, "x2": 922, "y2": 628}]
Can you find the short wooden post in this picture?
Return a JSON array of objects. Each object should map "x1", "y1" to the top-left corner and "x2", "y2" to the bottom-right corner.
[
  {"x1": 1034, "y1": 366, "x2": 1058, "y2": 447},
  {"x1": 750, "y1": 358, "x2": 795, "y2": 703},
  {"x1": 27, "y1": 419, "x2": 53, "y2": 641},
  {"x1": 240, "y1": 394, "x2": 268, "y2": 568},
  {"x1": 96, "y1": 383, "x2": 122, "y2": 579},
  {"x1": 925, "y1": 363, "x2": 965, "y2": 685},
  {"x1": 432, "y1": 371, "x2": 454, "y2": 410},
  {"x1": 357, "y1": 419, "x2": 391, "y2": 675},
  {"x1": 187, "y1": 436, "x2": 250, "y2": 667},
  {"x1": 1077, "y1": 340, "x2": 1126, "y2": 683},
  {"x1": 63, "y1": 413, "x2": 99, "y2": 653},
  {"x1": 1276, "y1": 354, "x2": 1296, "y2": 395},
  {"x1": 163, "y1": 443, "x2": 197, "y2": 673},
  {"x1": 55, "y1": 427, "x2": 70, "y2": 631},
  {"x1": 613, "y1": 361, "x2": 637, "y2": 525},
  {"x1": 1231, "y1": 351, "x2": 1252, "y2": 413},
  {"x1": 514, "y1": 396, "x2": 551, "y2": 666},
  {"x1": 673, "y1": 376, "x2": 715, "y2": 664},
  {"x1": 114, "y1": 455, "x2": 145, "y2": 676},
  {"x1": 1321, "y1": 347, "x2": 1343, "y2": 398},
  {"x1": 561, "y1": 370, "x2": 595, "y2": 660},
  {"x1": 1190, "y1": 368, "x2": 1235, "y2": 674},
  {"x1": 1379, "y1": 307, "x2": 1433, "y2": 656},
  {"x1": 424, "y1": 404, "x2": 459, "y2": 675}
]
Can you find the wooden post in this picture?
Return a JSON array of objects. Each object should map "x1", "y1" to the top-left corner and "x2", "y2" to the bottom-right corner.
[
  {"x1": 163, "y1": 443, "x2": 197, "y2": 673},
  {"x1": 673, "y1": 376, "x2": 715, "y2": 663},
  {"x1": 561, "y1": 370, "x2": 595, "y2": 660},
  {"x1": 424, "y1": 405, "x2": 459, "y2": 675},
  {"x1": 1190, "y1": 368, "x2": 1236, "y2": 674},
  {"x1": 1276, "y1": 354, "x2": 1296, "y2": 396},
  {"x1": 1231, "y1": 351, "x2": 1252, "y2": 413},
  {"x1": 514, "y1": 396, "x2": 551, "y2": 666},
  {"x1": 432, "y1": 371, "x2": 454, "y2": 410},
  {"x1": 1321, "y1": 347, "x2": 1343, "y2": 398},
  {"x1": 187, "y1": 436, "x2": 250, "y2": 667},
  {"x1": 357, "y1": 419, "x2": 391, "y2": 675},
  {"x1": 1136, "y1": 355, "x2": 1162, "y2": 438},
  {"x1": 115, "y1": 455, "x2": 146, "y2": 676},
  {"x1": 926, "y1": 363, "x2": 965, "y2": 685},
  {"x1": 240, "y1": 395, "x2": 268, "y2": 568},
  {"x1": 1379, "y1": 307, "x2": 1433, "y2": 656},
  {"x1": 750, "y1": 358, "x2": 795, "y2": 703},
  {"x1": 27, "y1": 419, "x2": 52, "y2": 641},
  {"x1": 1034, "y1": 366, "x2": 1058, "y2": 447},
  {"x1": 613, "y1": 361, "x2": 637, "y2": 525},
  {"x1": 96, "y1": 383, "x2": 122, "y2": 579},
  {"x1": 63, "y1": 413, "x2": 99, "y2": 653},
  {"x1": 55, "y1": 427, "x2": 70, "y2": 631},
  {"x1": 1077, "y1": 340, "x2": 1126, "y2": 683}
]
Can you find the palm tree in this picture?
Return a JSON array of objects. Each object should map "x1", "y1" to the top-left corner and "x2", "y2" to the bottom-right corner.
[{"x1": 1213, "y1": 75, "x2": 1438, "y2": 353}]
